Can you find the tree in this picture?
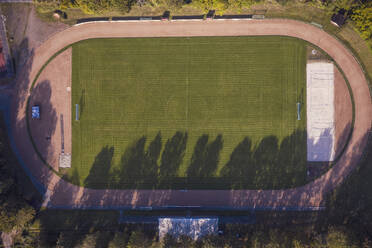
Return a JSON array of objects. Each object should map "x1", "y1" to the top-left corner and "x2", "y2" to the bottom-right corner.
[
  {"x1": 56, "y1": 232, "x2": 75, "y2": 248},
  {"x1": 14, "y1": 206, "x2": 35, "y2": 232},
  {"x1": 200, "y1": 235, "x2": 228, "y2": 248},
  {"x1": 333, "y1": 0, "x2": 357, "y2": 11},
  {"x1": 108, "y1": 231, "x2": 128, "y2": 248},
  {"x1": 0, "y1": 119, "x2": 37, "y2": 247},
  {"x1": 193, "y1": 0, "x2": 229, "y2": 12},
  {"x1": 178, "y1": 235, "x2": 194, "y2": 248},
  {"x1": 74, "y1": 0, "x2": 135, "y2": 14},
  {"x1": 79, "y1": 233, "x2": 98, "y2": 248},
  {"x1": 0, "y1": 207, "x2": 17, "y2": 232},
  {"x1": 350, "y1": 3, "x2": 372, "y2": 40},
  {"x1": 127, "y1": 230, "x2": 153, "y2": 248},
  {"x1": 326, "y1": 228, "x2": 352, "y2": 248},
  {"x1": 227, "y1": 0, "x2": 257, "y2": 10},
  {"x1": 162, "y1": 234, "x2": 178, "y2": 248},
  {"x1": 0, "y1": 178, "x2": 14, "y2": 195},
  {"x1": 0, "y1": 199, "x2": 34, "y2": 233},
  {"x1": 13, "y1": 230, "x2": 39, "y2": 248},
  {"x1": 59, "y1": 0, "x2": 78, "y2": 10}
]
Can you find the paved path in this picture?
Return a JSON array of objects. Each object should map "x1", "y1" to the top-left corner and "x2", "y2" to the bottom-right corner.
[{"x1": 11, "y1": 19, "x2": 372, "y2": 210}]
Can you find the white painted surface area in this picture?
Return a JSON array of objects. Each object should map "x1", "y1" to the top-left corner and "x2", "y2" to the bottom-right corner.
[
  {"x1": 59, "y1": 153, "x2": 71, "y2": 168},
  {"x1": 307, "y1": 62, "x2": 335, "y2": 161},
  {"x1": 159, "y1": 218, "x2": 218, "y2": 240}
]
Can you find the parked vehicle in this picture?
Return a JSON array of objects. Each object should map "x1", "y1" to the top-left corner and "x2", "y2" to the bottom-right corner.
[{"x1": 32, "y1": 105, "x2": 40, "y2": 119}]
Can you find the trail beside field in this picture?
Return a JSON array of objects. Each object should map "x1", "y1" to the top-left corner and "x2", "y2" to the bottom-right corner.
[{"x1": 12, "y1": 19, "x2": 372, "y2": 209}]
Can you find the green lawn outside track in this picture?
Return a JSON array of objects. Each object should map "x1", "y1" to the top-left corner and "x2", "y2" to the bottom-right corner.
[{"x1": 68, "y1": 36, "x2": 307, "y2": 190}]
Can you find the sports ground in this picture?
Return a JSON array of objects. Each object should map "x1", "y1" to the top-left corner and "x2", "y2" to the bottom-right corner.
[
  {"x1": 11, "y1": 19, "x2": 370, "y2": 209},
  {"x1": 70, "y1": 36, "x2": 307, "y2": 189}
]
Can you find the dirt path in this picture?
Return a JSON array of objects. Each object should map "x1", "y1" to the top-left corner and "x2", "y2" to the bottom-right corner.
[{"x1": 12, "y1": 19, "x2": 372, "y2": 209}]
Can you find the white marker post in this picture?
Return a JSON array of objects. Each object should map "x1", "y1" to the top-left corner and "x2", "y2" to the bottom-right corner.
[{"x1": 75, "y1": 104, "x2": 79, "y2": 121}]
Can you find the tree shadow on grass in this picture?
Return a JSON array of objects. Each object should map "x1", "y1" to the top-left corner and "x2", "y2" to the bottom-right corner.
[
  {"x1": 83, "y1": 129, "x2": 308, "y2": 190},
  {"x1": 277, "y1": 129, "x2": 307, "y2": 187},
  {"x1": 143, "y1": 132, "x2": 162, "y2": 187},
  {"x1": 116, "y1": 136, "x2": 147, "y2": 188},
  {"x1": 220, "y1": 129, "x2": 307, "y2": 189},
  {"x1": 220, "y1": 137, "x2": 255, "y2": 189},
  {"x1": 187, "y1": 134, "x2": 223, "y2": 178},
  {"x1": 253, "y1": 136, "x2": 280, "y2": 189},
  {"x1": 63, "y1": 166, "x2": 80, "y2": 186},
  {"x1": 84, "y1": 146, "x2": 114, "y2": 189},
  {"x1": 187, "y1": 134, "x2": 209, "y2": 178},
  {"x1": 79, "y1": 89, "x2": 85, "y2": 118},
  {"x1": 158, "y1": 131, "x2": 188, "y2": 188},
  {"x1": 113, "y1": 132, "x2": 162, "y2": 189}
]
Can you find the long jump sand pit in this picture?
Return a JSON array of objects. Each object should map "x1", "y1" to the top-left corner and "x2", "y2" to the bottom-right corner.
[
  {"x1": 307, "y1": 62, "x2": 335, "y2": 162},
  {"x1": 28, "y1": 48, "x2": 72, "y2": 171},
  {"x1": 306, "y1": 62, "x2": 353, "y2": 163}
]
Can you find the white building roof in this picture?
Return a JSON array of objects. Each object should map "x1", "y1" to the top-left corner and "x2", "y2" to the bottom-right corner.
[{"x1": 158, "y1": 217, "x2": 218, "y2": 240}]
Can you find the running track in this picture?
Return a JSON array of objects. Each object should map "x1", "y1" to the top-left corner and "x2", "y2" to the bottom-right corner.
[{"x1": 11, "y1": 19, "x2": 372, "y2": 210}]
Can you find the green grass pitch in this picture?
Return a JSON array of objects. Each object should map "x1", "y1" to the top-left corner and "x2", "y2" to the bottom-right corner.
[{"x1": 68, "y1": 36, "x2": 307, "y2": 190}]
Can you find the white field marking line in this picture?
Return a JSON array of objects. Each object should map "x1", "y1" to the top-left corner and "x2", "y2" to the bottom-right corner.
[
  {"x1": 186, "y1": 77, "x2": 189, "y2": 130},
  {"x1": 185, "y1": 40, "x2": 190, "y2": 130}
]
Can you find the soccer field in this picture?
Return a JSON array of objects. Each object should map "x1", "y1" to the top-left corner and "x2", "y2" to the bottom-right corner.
[{"x1": 69, "y1": 36, "x2": 307, "y2": 189}]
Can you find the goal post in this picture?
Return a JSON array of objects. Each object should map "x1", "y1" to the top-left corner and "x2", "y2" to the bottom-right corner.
[{"x1": 75, "y1": 104, "x2": 79, "y2": 121}]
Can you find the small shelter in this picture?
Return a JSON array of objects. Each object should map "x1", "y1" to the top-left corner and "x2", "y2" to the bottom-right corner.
[{"x1": 331, "y1": 10, "x2": 347, "y2": 27}]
